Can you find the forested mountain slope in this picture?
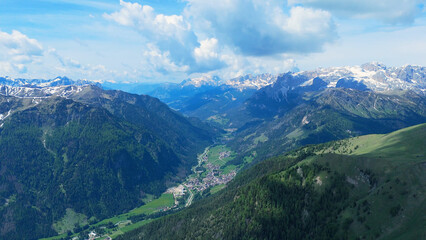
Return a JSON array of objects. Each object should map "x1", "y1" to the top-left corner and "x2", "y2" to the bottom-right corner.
[
  {"x1": 226, "y1": 73, "x2": 426, "y2": 164},
  {"x1": 0, "y1": 84, "x2": 216, "y2": 240},
  {"x1": 118, "y1": 124, "x2": 426, "y2": 240}
]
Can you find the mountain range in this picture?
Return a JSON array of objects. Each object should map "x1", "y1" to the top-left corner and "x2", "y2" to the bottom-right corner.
[
  {"x1": 140, "y1": 63, "x2": 426, "y2": 165},
  {"x1": 134, "y1": 63, "x2": 426, "y2": 133},
  {"x1": 0, "y1": 62, "x2": 425, "y2": 239},
  {"x1": 226, "y1": 73, "x2": 426, "y2": 164}
]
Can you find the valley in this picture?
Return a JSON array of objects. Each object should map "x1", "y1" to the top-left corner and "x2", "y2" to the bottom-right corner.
[
  {"x1": 41, "y1": 140, "x2": 241, "y2": 240},
  {"x1": 2, "y1": 0, "x2": 426, "y2": 239},
  {"x1": 0, "y1": 83, "x2": 216, "y2": 240},
  {"x1": 117, "y1": 123, "x2": 426, "y2": 240},
  {"x1": 169, "y1": 144, "x2": 237, "y2": 207},
  {"x1": 0, "y1": 62, "x2": 425, "y2": 240},
  {"x1": 48, "y1": 116, "x2": 426, "y2": 240}
]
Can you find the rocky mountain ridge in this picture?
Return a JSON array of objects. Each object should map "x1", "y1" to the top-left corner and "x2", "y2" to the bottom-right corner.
[
  {"x1": 162, "y1": 62, "x2": 425, "y2": 93},
  {"x1": 2, "y1": 62, "x2": 424, "y2": 98},
  {"x1": 296, "y1": 62, "x2": 425, "y2": 93}
]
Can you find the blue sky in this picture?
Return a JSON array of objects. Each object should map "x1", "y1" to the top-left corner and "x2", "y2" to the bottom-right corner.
[{"x1": 0, "y1": 0, "x2": 425, "y2": 82}]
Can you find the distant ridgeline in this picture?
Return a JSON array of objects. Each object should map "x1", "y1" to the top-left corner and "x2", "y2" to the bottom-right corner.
[
  {"x1": 118, "y1": 124, "x2": 426, "y2": 240},
  {"x1": 142, "y1": 62, "x2": 425, "y2": 122},
  {"x1": 0, "y1": 78, "x2": 217, "y2": 240},
  {"x1": 139, "y1": 63, "x2": 426, "y2": 165}
]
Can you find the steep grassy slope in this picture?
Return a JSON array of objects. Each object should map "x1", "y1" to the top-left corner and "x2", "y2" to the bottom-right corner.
[{"x1": 118, "y1": 124, "x2": 426, "y2": 240}]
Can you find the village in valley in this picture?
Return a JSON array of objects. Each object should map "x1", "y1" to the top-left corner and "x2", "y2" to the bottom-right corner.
[
  {"x1": 167, "y1": 145, "x2": 238, "y2": 208},
  {"x1": 50, "y1": 145, "x2": 238, "y2": 240}
]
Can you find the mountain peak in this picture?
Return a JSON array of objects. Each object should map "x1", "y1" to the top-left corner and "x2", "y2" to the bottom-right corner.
[
  {"x1": 296, "y1": 63, "x2": 425, "y2": 93},
  {"x1": 0, "y1": 76, "x2": 100, "y2": 98},
  {"x1": 0, "y1": 76, "x2": 98, "y2": 88},
  {"x1": 181, "y1": 75, "x2": 221, "y2": 87},
  {"x1": 224, "y1": 73, "x2": 277, "y2": 90},
  {"x1": 361, "y1": 62, "x2": 387, "y2": 71},
  {"x1": 178, "y1": 74, "x2": 277, "y2": 90}
]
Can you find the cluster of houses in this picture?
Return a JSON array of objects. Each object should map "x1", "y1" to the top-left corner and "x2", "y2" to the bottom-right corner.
[
  {"x1": 219, "y1": 151, "x2": 231, "y2": 160},
  {"x1": 185, "y1": 163, "x2": 236, "y2": 192}
]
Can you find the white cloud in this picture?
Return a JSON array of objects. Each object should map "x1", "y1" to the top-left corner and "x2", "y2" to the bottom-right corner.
[
  {"x1": 104, "y1": 1, "x2": 151, "y2": 27},
  {"x1": 11, "y1": 55, "x2": 32, "y2": 64},
  {"x1": 0, "y1": 30, "x2": 120, "y2": 80},
  {"x1": 0, "y1": 30, "x2": 44, "y2": 73},
  {"x1": 184, "y1": 0, "x2": 336, "y2": 56},
  {"x1": 194, "y1": 38, "x2": 219, "y2": 61},
  {"x1": 285, "y1": 7, "x2": 333, "y2": 35},
  {"x1": 0, "y1": 30, "x2": 43, "y2": 56},
  {"x1": 0, "y1": 62, "x2": 13, "y2": 73},
  {"x1": 289, "y1": 0, "x2": 425, "y2": 24},
  {"x1": 192, "y1": 38, "x2": 226, "y2": 72},
  {"x1": 2, "y1": 0, "x2": 425, "y2": 83},
  {"x1": 143, "y1": 44, "x2": 190, "y2": 74},
  {"x1": 193, "y1": 49, "x2": 297, "y2": 81},
  {"x1": 103, "y1": 0, "x2": 336, "y2": 78},
  {"x1": 104, "y1": 0, "x2": 205, "y2": 73}
]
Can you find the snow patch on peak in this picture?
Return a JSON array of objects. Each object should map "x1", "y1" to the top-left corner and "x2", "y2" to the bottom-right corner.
[
  {"x1": 0, "y1": 76, "x2": 99, "y2": 99},
  {"x1": 361, "y1": 62, "x2": 387, "y2": 71},
  {"x1": 181, "y1": 76, "x2": 221, "y2": 87},
  {"x1": 296, "y1": 63, "x2": 426, "y2": 93},
  {"x1": 224, "y1": 73, "x2": 277, "y2": 90},
  {"x1": 180, "y1": 74, "x2": 277, "y2": 90},
  {"x1": 0, "y1": 76, "x2": 96, "y2": 88}
]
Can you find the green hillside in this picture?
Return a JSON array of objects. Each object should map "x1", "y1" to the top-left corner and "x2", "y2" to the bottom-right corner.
[
  {"x1": 118, "y1": 123, "x2": 426, "y2": 240},
  {"x1": 0, "y1": 89, "x2": 216, "y2": 240}
]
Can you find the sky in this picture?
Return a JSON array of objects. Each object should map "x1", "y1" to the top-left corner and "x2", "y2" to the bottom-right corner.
[{"x1": 0, "y1": 0, "x2": 425, "y2": 83}]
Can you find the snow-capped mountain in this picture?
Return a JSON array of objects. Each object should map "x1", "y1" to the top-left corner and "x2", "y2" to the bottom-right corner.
[
  {"x1": 0, "y1": 85, "x2": 88, "y2": 98},
  {"x1": 0, "y1": 76, "x2": 93, "y2": 88},
  {"x1": 296, "y1": 62, "x2": 426, "y2": 93},
  {"x1": 0, "y1": 76, "x2": 96, "y2": 98},
  {"x1": 167, "y1": 62, "x2": 426, "y2": 93},
  {"x1": 180, "y1": 75, "x2": 222, "y2": 87},
  {"x1": 0, "y1": 76, "x2": 97, "y2": 125},
  {"x1": 178, "y1": 74, "x2": 277, "y2": 90},
  {"x1": 224, "y1": 74, "x2": 277, "y2": 90}
]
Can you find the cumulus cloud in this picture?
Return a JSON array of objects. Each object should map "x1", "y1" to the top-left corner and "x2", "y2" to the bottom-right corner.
[
  {"x1": 288, "y1": 0, "x2": 425, "y2": 24},
  {"x1": 2, "y1": 0, "x2": 424, "y2": 82},
  {"x1": 0, "y1": 30, "x2": 44, "y2": 73},
  {"x1": 194, "y1": 38, "x2": 219, "y2": 62},
  {"x1": 102, "y1": 0, "x2": 337, "y2": 77},
  {"x1": 0, "y1": 30, "x2": 43, "y2": 56},
  {"x1": 104, "y1": 0, "x2": 204, "y2": 73},
  {"x1": 184, "y1": 0, "x2": 336, "y2": 56},
  {"x1": 142, "y1": 44, "x2": 190, "y2": 74},
  {"x1": 104, "y1": 1, "x2": 191, "y2": 37},
  {"x1": 193, "y1": 38, "x2": 227, "y2": 72}
]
